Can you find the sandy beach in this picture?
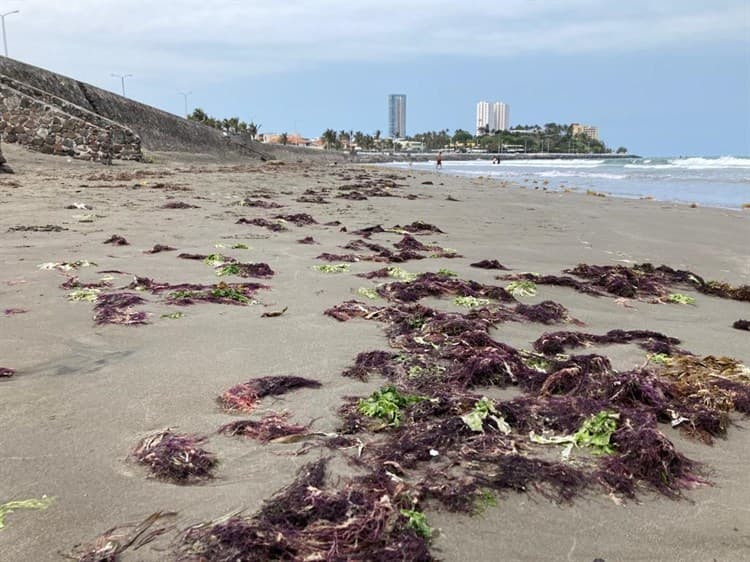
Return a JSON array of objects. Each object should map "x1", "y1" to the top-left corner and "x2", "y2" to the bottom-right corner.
[{"x1": 1, "y1": 143, "x2": 749, "y2": 561}]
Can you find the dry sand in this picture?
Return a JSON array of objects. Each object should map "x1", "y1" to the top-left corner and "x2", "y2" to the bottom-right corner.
[{"x1": 1, "y1": 143, "x2": 749, "y2": 561}]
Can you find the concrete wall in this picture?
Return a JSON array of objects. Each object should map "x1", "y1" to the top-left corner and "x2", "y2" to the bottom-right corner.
[
  {"x1": 0, "y1": 77, "x2": 141, "y2": 162},
  {"x1": 0, "y1": 57, "x2": 268, "y2": 156}
]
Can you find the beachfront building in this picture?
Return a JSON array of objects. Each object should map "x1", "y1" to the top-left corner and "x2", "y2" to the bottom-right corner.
[
  {"x1": 476, "y1": 101, "x2": 509, "y2": 135},
  {"x1": 571, "y1": 123, "x2": 599, "y2": 140},
  {"x1": 388, "y1": 94, "x2": 406, "y2": 138}
]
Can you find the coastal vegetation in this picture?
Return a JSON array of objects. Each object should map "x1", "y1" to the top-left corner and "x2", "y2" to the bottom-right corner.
[
  {"x1": 187, "y1": 108, "x2": 260, "y2": 139},
  {"x1": 319, "y1": 122, "x2": 619, "y2": 153}
]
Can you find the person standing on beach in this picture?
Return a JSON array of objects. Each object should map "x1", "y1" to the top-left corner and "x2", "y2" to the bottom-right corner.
[{"x1": 436, "y1": 151, "x2": 443, "y2": 169}]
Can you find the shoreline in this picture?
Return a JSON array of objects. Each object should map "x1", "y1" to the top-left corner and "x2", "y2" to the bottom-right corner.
[{"x1": 1, "y1": 144, "x2": 749, "y2": 561}]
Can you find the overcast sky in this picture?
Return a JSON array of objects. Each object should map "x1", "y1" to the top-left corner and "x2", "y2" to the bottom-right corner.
[{"x1": 4, "y1": 0, "x2": 749, "y2": 154}]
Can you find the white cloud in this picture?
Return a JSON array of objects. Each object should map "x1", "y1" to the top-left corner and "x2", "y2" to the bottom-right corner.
[{"x1": 7, "y1": 0, "x2": 749, "y2": 84}]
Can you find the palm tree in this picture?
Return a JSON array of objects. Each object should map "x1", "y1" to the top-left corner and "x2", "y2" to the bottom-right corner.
[
  {"x1": 247, "y1": 122, "x2": 259, "y2": 140},
  {"x1": 188, "y1": 108, "x2": 208, "y2": 123},
  {"x1": 321, "y1": 129, "x2": 337, "y2": 150}
]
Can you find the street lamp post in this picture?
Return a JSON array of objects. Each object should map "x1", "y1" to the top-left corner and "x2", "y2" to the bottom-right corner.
[
  {"x1": 111, "y1": 73, "x2": 132, "y2": 96},
  {"x1": 179, "y1": 91, "x2": 191, "y2": 118},
  {"x1": 1, "y1": 10, "x2": 20, "y2": 58}
]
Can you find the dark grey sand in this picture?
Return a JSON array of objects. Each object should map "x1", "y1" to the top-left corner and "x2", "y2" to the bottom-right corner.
[{"x1": 1, "y1": 144, "x2": 749, "y2": 561}]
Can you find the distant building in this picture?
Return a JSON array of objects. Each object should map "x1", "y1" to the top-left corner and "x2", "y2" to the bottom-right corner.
[
  {"x1": 571, "y1": 123, "x2": 599, "y2": 140},
  {"x1": 388, "y1": 94, "x2": 406, "y2": 138},
  {"x1": 476, "y1": 101, "x2": 509, "y2": 135}
]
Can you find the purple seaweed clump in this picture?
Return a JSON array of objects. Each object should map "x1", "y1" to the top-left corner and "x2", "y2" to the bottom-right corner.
[
  {"x1": 93, "y1": 292, "x2": 148, "y2": 325},
  {"x1": 471, "y1": 259, "x2": 508, "y2": 270},
  {"x1": 161, "y1": 201, "x2": 198, "y2": 209},
  {"x1": 272, "y1": 213, "x2": 317, "y2": 226},
  {"x1": 236, "y1": 218, "x2": 288, "y2": 232},
  {"x1": 218, "y1": 412, "x2": 308, "y2": 443},
  {"x1": 218, "y1": 376, "x2": 322, "y2": 413},
  {"x1": 133, "y1": 430, "x2": 216, "y2": 483},
  {"x1": 177, "y1": 459, "x2": 435, "y2": 561},
  {"x1": 144, "y1": 244, "x2": 177, "y2": 254},
  {"x1": 103, "y1": 234, "x2": 129, "y2": 246}
]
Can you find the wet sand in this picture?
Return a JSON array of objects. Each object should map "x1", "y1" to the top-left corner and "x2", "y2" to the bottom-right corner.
[{"x1": 1, "y1": 144, "x2": 749, "y2": 561}]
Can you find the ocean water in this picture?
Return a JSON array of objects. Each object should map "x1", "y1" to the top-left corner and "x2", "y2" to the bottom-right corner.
[{"x1": 385, "y1": 156, "x2": 750, "y2": 209}]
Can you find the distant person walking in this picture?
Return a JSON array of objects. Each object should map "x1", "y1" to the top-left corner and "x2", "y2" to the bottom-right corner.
[{"x1": 436, "y1": 151, "x2": 443, "y2": 169}]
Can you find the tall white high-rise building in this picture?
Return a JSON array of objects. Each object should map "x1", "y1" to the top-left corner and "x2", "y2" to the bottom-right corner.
[
  {"x1": 388, "y1": 94, "x2": 406, "y2": 138},
  {"x1": 476, "y1": 100, "x2": 510, "y2": 134}
]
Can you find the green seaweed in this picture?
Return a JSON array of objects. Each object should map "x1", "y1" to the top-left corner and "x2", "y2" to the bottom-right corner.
[
  {"x1": 453, "y1": 296, "x2": 490, "y2": 308},
  {"x1": 667, "y1": 293, "x2": 696, "y2": 305},
  {"x1": 68, "y1": 288, "x2": 101, "y2": 302},
  {"x1": 573, "y1": 411, "x2": 619, "y2": 455},
  {"x1": 0, "y1": 497, "x2": 54, "y2": 530},
  {"x1": 400, "y1": 509, "x2": 433, "y2": 538},
  {"x1": 216, "y1": 264, "x2": 241, "y2": 277},
  {"x1": 314, "y1": 264, "x2": 350, "y2": 274},
  {"x1": 461, "y1": 397, "x2": 511, "y2": 434},
  {"x1": 161, "y1": 312, "x2": 185, "y2": 319},
  {"x1": 505, "y1": 280, "x2": 538, "y2": 297},
  {"x1": 210, "y1": 286, "x2": 252, "y2": 303},
  {"x1": 387, "y1": 266, "x2": 418, "y2": 281},
  {"x1": 357, "y1": 287, "x2": 380, "y2": 300},
  {"x1": 358, "y1": 386, "x2": 427, "y2": 427}
]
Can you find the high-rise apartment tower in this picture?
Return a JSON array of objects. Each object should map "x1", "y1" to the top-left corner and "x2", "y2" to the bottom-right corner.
[
  {"x1": 476, "y1": 101, "x2": 509, "y2": 134},
  {"x1": 388, "y1": 94, "x2": 406, "y2": 138}
]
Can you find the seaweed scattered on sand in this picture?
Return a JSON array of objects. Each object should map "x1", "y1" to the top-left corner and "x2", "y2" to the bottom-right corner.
[
  {"x1": 734, "y1": 320, "x2": 750, "y2": 331},
  {"x1": 133, "y1": 431, "x2": 216, "y2": 483},
  {"x1": 61, "y1": 276, "x2": 112, "y2": 290},
  {"x1": 93, "y1": 292, "x2": 148, "y2": 325},
  {"x1": 391, "y1": 221, "x2": 444, "y2": 234},
  {"x1": 316, "y1": 252, "x2": 360, "y2": 262},
  {"x1": 3, "y1": 308, "x2": 27, "y2": 316},
  {"x1": 217, "y1": 262, "x2": 275, "y2": 279},
  {"x1": 471, "y1": 259, "x2": 508, "y2": 270},
  {"x1": 218, "y1": 376, "x2": 322, "y2": 413},
  {"x1": 596, "y1": 414, "x2": 707, "y2": 498},
  {"x1": 515, "y1": 301, "x2": 576, "y2": 325},
  {"x1": 161, "y1": 201, "x2": 198, "y2": 209},
  {"x1": 177, "y1": 459, "x2": 434, "y2": 561},
  {"x1": 161, "y1": 281, "x2": 267, "y2": 306},
  {"x1": 394, "y1": 234, "x2": 432, "y2": 252},
  {"x1": 144, "y1": 244, "x2": 176, "y2": 254},
  {"x1": 351, "y1": 224, "x2": 385, "y2": 238},
  {"x1": 236, "y1": 218, "x2": 288, "y2": 232},
  {"x1": 67, "y1": 511, "x2": 176, "y2": 562},
  {"x1": 504, "y1": 263, "x2": 750, "y2": 303},
  {"x1": 103, "y1": 234, "x2": 129, "y2": 246},
  {"x1": 39, "y1": 260, "x2": 96, "y2": 272},
  {"x1": 0, "y1": 496, "x2": 54, "y2": 529},
  {"x1": 237, "y1": 198, "x2": 283, "y2": 208},
  {"x1": 296, "y1": 195, "x2": 329, "y2": 204},
  {"x1": 8, "y1": 224, "x2": 67, "y2": 232},
  {"x1": 377, "y1": 272, "x2": 515, "y2": 303},
  {"x1": 324, "y1": 300, "x2": 383, "y2": 321},
  {"x1": 533, "y1": 329, "x2": 685, "y2": 356},
  {"x1": 0, "y1": 367, "x2": 15, "y2": 378},
  {"x1": 218, "y1": 412, "x2": 308, "y2": 443},
  {"x1": 261, "y1": 307, "x2": 288, "y2": 318},
  {"x1": 314, "y1": 263, "x2": 350, "y2": 273},
  {"x1": 272, "y1": 213, "x2": 317, "y2": 226}
]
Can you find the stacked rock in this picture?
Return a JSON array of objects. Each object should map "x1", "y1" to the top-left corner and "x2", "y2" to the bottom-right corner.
[{"x1": 0, "y1": 136, "x2": 12, "y2": 173}]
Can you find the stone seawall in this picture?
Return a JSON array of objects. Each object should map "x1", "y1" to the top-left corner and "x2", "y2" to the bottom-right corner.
[
  {"x1": 0, "y1": 57, "x2": 257, "y2": 155},
  {"x1": 0, "y1": 77, "x2": 142, "y2": 162}
]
